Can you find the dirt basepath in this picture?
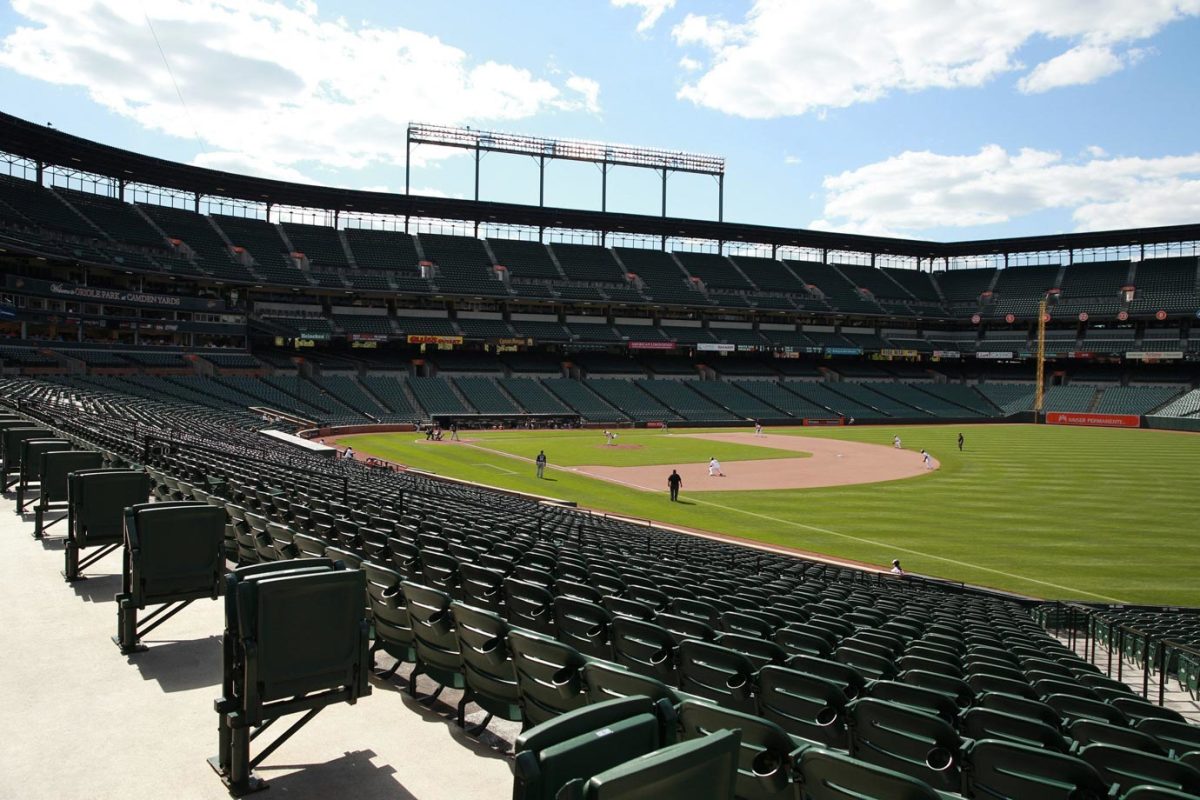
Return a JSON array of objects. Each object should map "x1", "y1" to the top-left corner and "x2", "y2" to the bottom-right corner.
[{"x1": 571, "y1": 431, "x2": 939, "y2": 492}]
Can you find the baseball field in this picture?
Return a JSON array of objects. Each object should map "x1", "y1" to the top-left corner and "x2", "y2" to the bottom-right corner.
[{"x1": 336, "y1": 424, "x2": 1199, "y2": 606}]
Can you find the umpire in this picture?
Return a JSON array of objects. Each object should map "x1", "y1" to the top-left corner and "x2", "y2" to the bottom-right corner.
[{"x1": 667, "y1": 469, "x2": 682, "y2": 501}]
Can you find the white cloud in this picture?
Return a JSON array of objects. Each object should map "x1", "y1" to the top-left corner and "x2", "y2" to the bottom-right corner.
[
  {"x1": 611, "y1": 0, "x2": 675, "y2": 33},
  {"x1": 813, "y1": 144, "x2": 1200, "y2": 236},
  {"x1": 563, "y1": 75, "x2": 601, "y2": 114},
  {"x1": 672, "y1": 0, "x2": 1200, "y2": 118},
  {"x1": 678, "y1": 56, "x2": 702, "y2": 72},
  {"x1": 783, "y1": 155, "x2": 802, "y2": 165},
  {"x1": 1017, "y1": 45, "x2": 1137, "y2": 93},
  {"x1": 0, "y1": 0, "x2": 601, "y2": 176}
]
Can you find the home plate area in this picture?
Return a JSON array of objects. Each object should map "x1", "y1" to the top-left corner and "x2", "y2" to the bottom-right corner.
[{"x1": 572, "y1": 432, "x2": 939, "y2": 492}]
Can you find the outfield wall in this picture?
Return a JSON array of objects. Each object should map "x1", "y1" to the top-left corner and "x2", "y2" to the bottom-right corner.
[{"x1": 1145, "y1": 416, "x2": 1200, "y2": 433}]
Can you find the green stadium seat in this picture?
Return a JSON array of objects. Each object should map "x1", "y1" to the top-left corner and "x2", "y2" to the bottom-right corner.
[
  {"x1": 581, "y1": 661, "x2": 683, "y2": 726},
  {"x1": 1068, "y1": 719, "x2": 1169, "y2": 757},
  {"x1": 362, "y1": 562, "x2": 416, "y2": 684},
  {"x1": 1044, "y1": 693, "x2": 1130, "y2": 726},
  {"x1": 553, "y1": 596, "x2": 615, "y2": 660},
  {"x1": 401, "y1": 581, "x2": 466, "y2": 702},
  {"x1": 211, "y1": 561, "x2": 370, "y2": 794},
  {"x1": 114, "y1": 501, "x2": 226, "y2": 654},
  {"x1": 1135, "y1": 719, "x2": 1200, "y2": 757},
  {"x1": 847, "y1": 697, "x2": 963, "y2": 792},
  {"x1": 788, "y1": 654, "x2": 869, "y2": 701},
  {"x1": 566, "y1": 728, "x2": 741, "y2": 800},
  {"x1": 460, "y1": 562, "x2": 506, "y2": 613},
  {"x1": 31, "y1": 449, "x2": 102, "y2": 538},
  {"x1": 776, "y1": 627, "x2": 835, "y2": 659},
  {"x1": 963, "y1": 738, "x2": 1109, "y2": 800},
  {"x1": 757, "y1": 664, "x2": 849, "y2": 749},
  {"x1": 677, "y1": 639, "x2": 758, "y2": 714},
  {"x1": 450, "y1": 601, "x2": 522, "y2": 733},
  {"x1": 512, "y1": 695, "x2": 675, "y2": 800},
  {"x1": 1078, "y1": 743, "x2": 1200, "y2": 795},
  {"x1": 64, "y1": 468, "x2": 150, "y2": 581},
  {"x1": 1, "y1": 425, "x2": 52, "y2": 491},
  {"x1": 612, "y1": 617, "x2": 679, "y2": 685},
  {"x1": 507, "y1": 628, "x2": 590, "y2": 729},
  {"x1": 506, "y1": 577, "x2": 558, "y2": 636},
  {"x1": 656, "y1": 611, "x2": 717, "y2": 645},
  {"x1": 678, "y1": 699, "x2": 807, "y2": 800},
  {"x1": 15, "y1": 437, "x2": 71, "y2": 513},
  {"x1": 961, "y1": 707, "x2": 1070, "y2": 753},
  {"x1": 866, "y1": 681, "x2": 960, "y2": 725},
  {"x1": 900, "y1": 670, "x2": 975, "y2": 708},
  {"x1": 977, "y1": 690, "x2": 1063, "y2": 729},
  {"x1": 798, "y1": 748, "x2": 953, "y2": 800},
  {"x1": 1109, "y1": 697, "x2": 1187, "y2": 725},
  {"x1": 1120, "y1": 786, "x2": 1200, "y2": 800}
]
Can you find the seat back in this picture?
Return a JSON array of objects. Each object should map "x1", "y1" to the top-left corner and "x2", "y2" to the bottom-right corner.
[
  {"x1": 553, "y1": 596, "x2": 614, "y2": 660},
  {"x1": 960, "y1": 707, "x2": 1069, "y2": 753},
  {"x1": 39, "y1": 450, "x2": 103, "y2": 504},
  {"x1": 581, "y1": 661, "x2": 681, "y2": 711},
  {"x1": 505, "y1": 578, "x2": 557, "y2": 636},
  {"x1": 577, "y1": 728, "x2": 741, "y2": 800},
  {"x1": 507, "y1": 629, "x2": 589, "y2": 728},
  {"x1": 1135, "y1": 718, "x2": 1200, "y2": 756},
  {"x1": 677, "y1": 639, "x2": 757, "y2": 714},
  {"x1": 19, "y1": 438, "x2": 71, "y2": 482},
  {"x1": 362, "y1": 562, "x2": 415, "y2": 663},
  {"x1": 69, "y1": 469, "x2": 150, "y2": 547},
  {"x1": 451, "y1": 601, "x2": 521, "y2": 721},
  {"x1": 237, "y1": 568, "x2": 369, "y2": 705},
  {"x1": 400, "y1": 581, "x2": 463, "y2": 689},
  {"x1": 2, "y1": 426, "x2": 52, "y2": 475},
  {"x1": 1068, "y1": 719, "x2": 1167, "y2": 756},
  {"x1": 677, "y1": 700, "x2": 800, "y2": 800},
  {"x1": 124, "y1": 502, "x2": 226, "y2": 605},
  {"x1": 460, "y1": 562, "x2": 506, "y2": 612},
  {"x1": 512, "y1": 696, "x2": 668, "y2": 800},
  {"x1": 757, "y1": 665, "x2": 848, "y2": 749},
  {"x1": 964, "y1": 738, "x2": 1109, "y2": 800},
  {"x1": 612, "y1": 617, "x2": 678, "y2": 685},
  {"x1": 1078, "y1": 743, "x2": 1200, "y2": 795},
  {"x1": 847, "y1": 697, "x2": 962, "y2": 792},
  {"x1": 799, "y1": 748, "x2": 946, "y2": 800}
]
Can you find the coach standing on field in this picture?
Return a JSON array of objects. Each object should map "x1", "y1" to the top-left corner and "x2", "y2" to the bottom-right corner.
[
  {"x1": 536, "y1": 450, "x2": 547, "y2": 479},
  {"x1": 667, "y1": 469, "x2": 682, "y2": 501}
]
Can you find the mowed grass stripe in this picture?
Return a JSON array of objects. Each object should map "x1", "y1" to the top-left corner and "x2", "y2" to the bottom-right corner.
[{"x1": 342, "y1": 425, "x2": 1200, "y2": 605}]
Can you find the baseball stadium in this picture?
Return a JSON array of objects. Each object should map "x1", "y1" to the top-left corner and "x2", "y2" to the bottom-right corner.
[{"x1": 3, "y1": 5, "x2": 1200, "y2": 798}]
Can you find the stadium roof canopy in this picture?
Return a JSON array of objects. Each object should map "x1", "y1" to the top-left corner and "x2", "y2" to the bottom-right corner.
[{"x1": 2, "y1": 111, "x2": 1198, "y2": 260}]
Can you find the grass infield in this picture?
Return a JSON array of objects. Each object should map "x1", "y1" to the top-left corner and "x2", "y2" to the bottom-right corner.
[{"x1": 341, "y1": 424, "x2": 1199, "y2": 606}]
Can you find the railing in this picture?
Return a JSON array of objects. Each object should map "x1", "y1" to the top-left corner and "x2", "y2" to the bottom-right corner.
[{"x1": 1041, "y1": 600, "x2": 1200, "y2": 707}]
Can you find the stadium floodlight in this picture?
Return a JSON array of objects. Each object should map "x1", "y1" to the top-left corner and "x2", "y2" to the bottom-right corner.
[{"x1": 405, "y1": 123, "x2": 727, "y2": 233}]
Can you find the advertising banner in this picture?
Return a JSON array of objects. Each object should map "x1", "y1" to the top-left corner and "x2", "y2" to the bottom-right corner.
[
  {"x1": 627, "y1": 341, "x2": 676, "y2": 350},
  {"x1": 803, "y1": 418, "x2": 845, "y2": 426},
  {"x1": 975, "y1": 351, "x2": 1015, "y2": 359},
  {"x1": 697, "y1": 342, "x2": 736, "y2": 352},
  {"x1": 1046, "y1": 412, "x2": 1140, "y2": 428},
  {"x1": 824, "y1": 347, "x2": 864, "y2": 356},
  {"x1": 406, "y1": 335, "x2": 463, "y2": 345},
  {"x1": 6, "y1": 274, "x2": 223, "y2": 311},
  {"x1": 1125, "y1": 351, "x2": 1184, "y2": 360}
]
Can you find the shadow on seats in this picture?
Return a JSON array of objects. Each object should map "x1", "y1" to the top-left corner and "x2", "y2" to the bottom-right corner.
[
  {"x1": 254, "y1": 750, "x2": 415, "y2": 800},
  {"x1": 71, "y1": 572, "x2": 122, "y2": 603},
  {"x1": 128, "y1": 634, "x2": 222, "y2": 692}
]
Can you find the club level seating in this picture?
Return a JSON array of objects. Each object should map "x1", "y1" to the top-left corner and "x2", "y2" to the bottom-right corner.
[
  {"x1": 453, "y1": 376, "x2": 519, "y2": 414},
  {"x1": 502, "y1": 352, "x2": 564, "y2": 374},
  {"x1": 638, "y1": 355, "x2": 698, "y2": 376},
  {"x1": 659, "y1": 325, "x2": 716, "y2": 345},
  {"x1": 566, "y1": 322, "x2": 622, "y2": 342},
  {"x1": 615, "y1": 248, "x2": 711, "y2": 307},
  {"x1": 392, "y1": 316, "x2": 457, "y2": 336},
  {"x1": 729, "y1": 255, "x2": 808, "y2": 294},
  {"x1": 456, "y1": 317, "x2": 514, "y2": 339},
  {"x1": 1134, "y1": 257, "x2": 1199, "y2": 296},
  {"x1": 430, "y1": 352, "x2": 505, "y2": 373},
  {"x1": 991, "y1": 264, "x2": 1063, "y2": 299},
  {"x1": 510, "y1": 320, "x2": 572, "y2": 341},
  {"x1": 542, "y1": 378, "x2": 628, "y2": 422},
  {"x1": 788, "y1": 260, "x2": 885, "y2": 315},
  {"x1": 334, "y1": 314, "x2": 393, "y2": 335},
  {"x1": 883, "y1": 268, "x2": 943, "y2": 303},
  {"x1": 574, "y1": 353, "x2": 647, "y2": 375},
  {"x1": 836, "y1": 261, "x2": 914, "y2": 302}
]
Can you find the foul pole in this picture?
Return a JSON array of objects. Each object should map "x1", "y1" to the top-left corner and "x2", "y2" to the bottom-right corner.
[{"x1": 1034, "y1": 296, "x2": 1047, "y2": 421}]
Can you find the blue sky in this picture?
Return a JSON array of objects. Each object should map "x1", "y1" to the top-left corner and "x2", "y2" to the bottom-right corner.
[{"x1": 1, "y1": 0, "x2": 1198, "y2": 241}]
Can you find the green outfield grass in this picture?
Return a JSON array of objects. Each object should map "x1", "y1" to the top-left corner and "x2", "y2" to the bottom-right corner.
[{"x1": 340, "y1": 424, "x2": 1200, "y2": 606}]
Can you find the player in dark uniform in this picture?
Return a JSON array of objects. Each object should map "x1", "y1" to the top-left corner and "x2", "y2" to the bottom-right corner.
[{"x1": 667, "y1": 469, "x2": 682, "y2": 501}]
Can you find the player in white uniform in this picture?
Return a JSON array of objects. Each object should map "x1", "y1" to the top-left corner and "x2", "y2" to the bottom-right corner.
[
  {"x1": 708, "y1": 457, "x2": 724, "y2": 477},
  {"x1": 921, "y1": 449, "x2": 933, "y2": 470},
  {"x1": 754, "y1": 421, "x2": 763, "y2": 436},
  {"x1": 893, "y1": 435, "x2": 901, "y2": 449}
]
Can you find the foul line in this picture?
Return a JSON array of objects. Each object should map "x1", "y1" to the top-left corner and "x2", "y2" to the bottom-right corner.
[{"x1": 453, "y1": 441, "x2": 1127, "y2": 603}]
